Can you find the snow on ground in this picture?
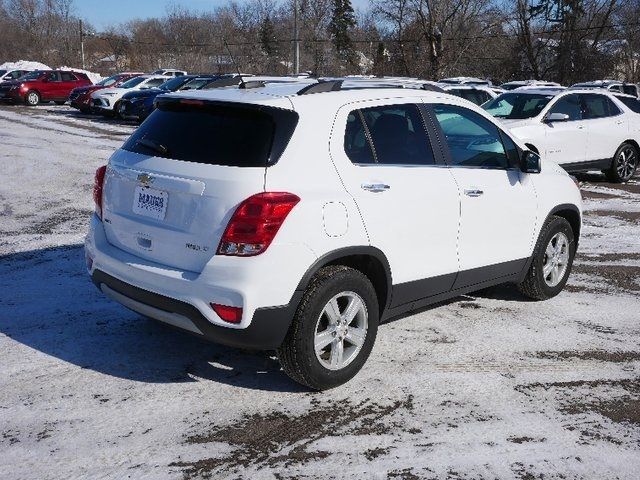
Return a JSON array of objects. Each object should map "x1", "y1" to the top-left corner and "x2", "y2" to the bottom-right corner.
[
  {"x1": 0, "y1": 104, "x2": 639, "y2": 479},
  {"x1": 0, "y1": 60, "x2": 51, "y2": 71}
]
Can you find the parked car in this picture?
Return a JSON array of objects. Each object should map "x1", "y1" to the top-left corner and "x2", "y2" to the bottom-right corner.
[
  {"x1": 117, "y1": 74, "x2": 225, "y2": 122},
  {"x1": 90, "y1": 75, "x2": 169, "y2": 116},
  {"x1": 441, "y1": 84, "x2": 498, "y2": 105},
  {"x1": 69, "y1": 72, "x2": 143, "y2": 113},
  {"x1": 613, "y1": 93, "x2": 640, "y2": 114},
  {"x1": 85, "y1": 80, "x2": 582, "y2": 389},
  {"x1": 500, "y1": 80, "x2": 561, "y2": 90},
  {"x1": 483, "y1": 88, "x2": 640, "y2": 182},
  {"x1": 438, "y1": 76, "x2": 492, "y2": 86},
  {"x1": 151, "y1": 69, "x2": 187, "y2": 77},
  {"x1": 571, "y1": 80, "x2": 639, "y2": 98},
  {"x1": 0, "y1": 70, "x2": 92, "y2": 105},
  {"x1": 0, "y1": 68, "x2": 32, "y2": 82}
]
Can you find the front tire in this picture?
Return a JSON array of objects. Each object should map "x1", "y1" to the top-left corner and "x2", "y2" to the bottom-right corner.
[
  {"x1": 604, "y1": 143, "x2": 638, "y2": 183},
  {"x1": 25, "y1": 90, "x2": 40, "y2": 106},
  {"x1": 277, "y1": 266, "x2": 379, "y2": 390},
  {"x1": 517, "y1": 215, "x2": 575, "y2": 300}
]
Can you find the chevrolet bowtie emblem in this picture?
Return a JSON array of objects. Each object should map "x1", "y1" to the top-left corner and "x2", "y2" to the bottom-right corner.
[{"x1": 137, "y1": 173, "x2": 154, "y2": 186}]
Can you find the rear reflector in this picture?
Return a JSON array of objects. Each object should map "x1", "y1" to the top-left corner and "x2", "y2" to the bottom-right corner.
[
  {"x1": 210, "y1": 303, "x2": 243, "y2": 324},
  {"x1": 93, "y1": 165, "x2": 107, "y2": 219},
  {"x1": 217, "y1": 192, "x2": 300, "y2": 256}
]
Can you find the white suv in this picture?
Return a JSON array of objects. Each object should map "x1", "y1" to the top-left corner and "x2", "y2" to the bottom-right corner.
[
  {"x1": 483, "y1": 88, "x2": 640, "y2": 182},
  {"x1": 85, "y1": 80, "x2": 582, "y2": 389},
  {"x1": 91, "y1": 75, "x2": 169, "y2": 115}
]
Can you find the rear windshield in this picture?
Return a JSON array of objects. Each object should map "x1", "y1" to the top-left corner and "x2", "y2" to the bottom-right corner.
[{"x1": 122, "y1": 101, "x2": 297, "y2": 167}]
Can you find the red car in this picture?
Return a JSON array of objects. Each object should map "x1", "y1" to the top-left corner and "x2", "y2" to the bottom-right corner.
[
  {"x1": 0, "y1": 70, "x2": 92, "y2": 106},
  {"x1": 69, "y1": 72, "x2": 143, "y2": 113}
]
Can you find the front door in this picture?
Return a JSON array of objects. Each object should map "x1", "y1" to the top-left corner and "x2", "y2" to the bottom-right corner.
[
  {"x1": 429, "y1": 102, "x2": 538, "y2": 289},
  {"x1": 542, "y1": 93, "x2": 588, "y2": 166}
]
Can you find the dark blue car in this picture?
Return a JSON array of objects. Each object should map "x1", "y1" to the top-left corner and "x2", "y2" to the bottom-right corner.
[{"x1": 118, "y1": 75, "x2": 232, "y2": 122}]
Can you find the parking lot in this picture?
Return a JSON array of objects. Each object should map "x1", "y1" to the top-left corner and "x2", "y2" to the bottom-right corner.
[{"x1": 1, "y1": 103, "x2": 639, "y2": 479}]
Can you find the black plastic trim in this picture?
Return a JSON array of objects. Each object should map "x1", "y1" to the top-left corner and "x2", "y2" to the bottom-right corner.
[
  {"x1": 559, "y1": 158, "x2": 612, "y2": 172},
  {"x1": 452, "y1": 258, "x2": 528, "y2": 290},
  {"x1": 92, "y1": 270, "x2": 300, "y2": 350},
  {"x1": 390, "y1": 272, "x2": 457, "y2": 307}
]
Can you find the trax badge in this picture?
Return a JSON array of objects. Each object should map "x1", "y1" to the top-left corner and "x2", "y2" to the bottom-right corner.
[{"x1": 137, "y1": 173, "x2": 154, "y2": 186}]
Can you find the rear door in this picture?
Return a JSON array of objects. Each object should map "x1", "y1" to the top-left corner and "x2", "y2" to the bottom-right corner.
[
  {"x1": 41, "y1": 71, "x2": 60, "y2": 100},
  {"x1": 542, "y1": 93, "x2": 588, "y2": 165},
  {"x1": 580, "y1": 93, "x2": 625, "y2": 162},
  {"x1": 330, "y1": 100, "x2": 460, "y2": 307},
  {"x1": 429, "y1": 102, "x2": 538, "y2": 287},
  {"x1": 102, "y1": 98, "x2": 297, "y2": 273},
  {"x1": 60, "y1": 72, "x2": 78, "y2": 100}
]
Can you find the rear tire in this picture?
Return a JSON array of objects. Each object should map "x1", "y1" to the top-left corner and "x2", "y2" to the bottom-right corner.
[
  {"x1": 25, "y1": 90, "x2": 40, "y2": 106},
  {"x1": 604, "y1": 142, "x2": 638, "y2": 183},
  {"x1": 517, "y1": 215, "x2": 575, "y2": 300},
  {"x1": 277, "y1": 266, "x2": 379, "y2": 390}
]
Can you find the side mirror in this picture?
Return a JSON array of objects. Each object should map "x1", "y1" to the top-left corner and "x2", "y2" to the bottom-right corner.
[
  {"x1": 521, "y1": 150, "x2": 541, "y2": 173},
  {"x1": 545, "y1": 112, "x2": 570, "y2": 123}
]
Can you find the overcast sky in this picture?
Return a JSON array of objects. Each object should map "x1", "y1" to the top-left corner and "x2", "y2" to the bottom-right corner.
[{"x1": 75, "y1": 0, "x2": 369, "y2": 31}]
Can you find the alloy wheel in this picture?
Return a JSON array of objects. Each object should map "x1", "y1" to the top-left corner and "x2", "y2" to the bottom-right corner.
[
  {"x1": 616, "y1": 146, "x2": 638, "y2": 181},
  {"x1": 542, "y1": 232, "x2": 570, "y2": 287},
  {"x1": 314, "y1": 291, "x2": 368, "y2": 371}
]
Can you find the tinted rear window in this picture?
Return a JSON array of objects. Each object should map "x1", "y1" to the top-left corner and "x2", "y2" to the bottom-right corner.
[
  {"x1": 122, "y1": 102, "x2": 293, "y2": 167},
  {"x1": 615, "y1": 95, "x2": 640, "y2": 113}
]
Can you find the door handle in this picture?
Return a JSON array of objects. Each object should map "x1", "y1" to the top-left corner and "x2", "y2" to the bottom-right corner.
[
  {"x1": 361, "y1": 183, "x2": 391, "y2": 193},
  {"x1": 464, "y1": 188, "x2": 484, "y2": 197}
]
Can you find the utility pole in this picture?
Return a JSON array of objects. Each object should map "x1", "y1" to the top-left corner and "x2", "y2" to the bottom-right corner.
[
  {"x1": 80, "y1": 19, "x2": 85, "y2": 70},
  {"x1": 293, "y1": 0, "x2": 300, "y2": 74}
]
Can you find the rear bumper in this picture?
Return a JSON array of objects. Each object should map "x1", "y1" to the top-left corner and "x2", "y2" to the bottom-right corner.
[
  {"x1": 91, "y1": 269, "x2": 301, "y2": 350},
  {"x1": 85, "y1": 215, "x2": 309, "y2": 350}
]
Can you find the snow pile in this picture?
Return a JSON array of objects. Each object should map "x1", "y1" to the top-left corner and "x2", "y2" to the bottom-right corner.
[
  {"x1": 0, "y1": 60, "x2": 51, "y2": 71},
  {"x1": 58, "y1": 66, "x2": 103, "y2": 84}
]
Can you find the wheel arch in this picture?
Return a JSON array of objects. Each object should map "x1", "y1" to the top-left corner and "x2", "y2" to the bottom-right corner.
[
  {"x1": 622, "y1": 139, "x2": 640, "y2": 154},
  {"x1": 295, "y1": 246, "x2": 392, "y2": 317},
  {"x1": 548, "y1": 203, "x2": 581, "y2": 247}
]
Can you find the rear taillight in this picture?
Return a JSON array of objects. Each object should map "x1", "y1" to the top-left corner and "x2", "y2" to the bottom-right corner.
[
  {"x1": 93, "y1": 165, "x2": 107, "y2": 219},
  {"x1": 217, "y1": 192, "x2": 300, "y2": 256}
]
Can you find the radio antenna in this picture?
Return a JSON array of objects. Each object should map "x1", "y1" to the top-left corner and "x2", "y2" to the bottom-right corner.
[{"x1": 223, "y1": 39, "x2": 245, "y2": 88}]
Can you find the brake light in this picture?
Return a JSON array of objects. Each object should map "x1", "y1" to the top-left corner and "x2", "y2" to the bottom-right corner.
[
  {"x1": 210, "y1": 303, "x2": 243, "y2": 324},
  {"x1": 217, "y1": 192, "x2": 300, "y2": 256},
  {"x1": 93, "y1": 165, "x2": 107, "y2": 219}
]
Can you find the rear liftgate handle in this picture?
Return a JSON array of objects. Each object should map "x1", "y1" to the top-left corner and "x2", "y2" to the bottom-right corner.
[{"x1": 464, "y1": 188, "x2": 484, "y2": 197}]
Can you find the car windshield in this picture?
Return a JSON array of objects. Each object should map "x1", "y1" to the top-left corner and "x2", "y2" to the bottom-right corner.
[
  {"x1": 20, "y1": 71, "x2": 44, "y2": 81},
  {"x1": 0, "y1": 70, "x2": 7, "y2": 76},
  {"x1": 97, "y1": 75, "x2": 120, "y2": 87},
  {"x1": 158, "y1": 76, "x2": 189, "y2": 91},
  {"x1": 615, "y1": 95, "x2": 640, "y2": 113},
  {"x1": 120, "y1": 77, "x2": 146, "y2": 89},
  {"x1": 483, "y1": 93, "x2": 554, "y2": 119}
]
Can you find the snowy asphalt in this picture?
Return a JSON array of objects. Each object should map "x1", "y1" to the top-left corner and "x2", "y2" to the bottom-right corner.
[{"x1": 0, "y1": 104, "x2": 639, "y2": 479}]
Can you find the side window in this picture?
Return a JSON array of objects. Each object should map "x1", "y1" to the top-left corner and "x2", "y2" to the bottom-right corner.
[
  {"x1": 354, "y1": 104, "x2": 435, "y2": 165},
  {"x1": 547, "y1": 94, "x2": 581, "y2": 120},
  {"x1": 581, "y1": 94, "x2": 611, "y2": 119},
  {"x1": 46, "y1": 72, "x2": 60, "y2": 82},
  {"x1": 344, "y1": 111, "x2": 375, "y2": 164},
  {"x1": 606, "y1": 98, "x2": 621, "y2": 116},
  {"x1": 60, "y1": 72, "x2": 76, "y2": 82},
  {"x1": 433, "y1": 104, "x2": 509, "y2": 169},
  {"x1": 500, "y1": 130, "x2": 520, "y2": 168}
]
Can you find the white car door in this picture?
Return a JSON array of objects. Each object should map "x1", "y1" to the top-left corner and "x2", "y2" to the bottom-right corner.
[
  {"x1": 330, "y1": 100, "x2": 460, "y2": 307},
  {"x1": 542, "y1": 93, "x2": 588, "y2": 166},
  {"x1": 580, "y1": 93, "x2": 626, "y2": 163},
  {"x1": 429, "y1": 102, "x2": 538, "y2": 289}
]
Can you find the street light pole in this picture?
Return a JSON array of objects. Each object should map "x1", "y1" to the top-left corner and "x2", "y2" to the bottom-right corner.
[{"x1": 293, "y1": 0, "x2": 300, "y2": 75}]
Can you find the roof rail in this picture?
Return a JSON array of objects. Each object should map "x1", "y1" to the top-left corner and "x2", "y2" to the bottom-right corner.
[
  {"x1": 297, "y1": 78, "x2": 445, "y2": 95},
  {"x1": 297, "y1": 80, "x2": 344, "y2": 95}
]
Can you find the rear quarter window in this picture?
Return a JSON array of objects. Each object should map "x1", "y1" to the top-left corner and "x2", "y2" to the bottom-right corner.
[{"x1": 122, "y1": 101, "x2": 297, "y2": 167}]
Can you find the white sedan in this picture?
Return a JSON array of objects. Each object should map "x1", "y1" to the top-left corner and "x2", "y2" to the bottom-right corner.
[
  {"x1": 483, "y1": 88, "x2": 640, "y2": 182},
  {"x1": 90, "y1": 75, "x2": 169, "y2": 116}
]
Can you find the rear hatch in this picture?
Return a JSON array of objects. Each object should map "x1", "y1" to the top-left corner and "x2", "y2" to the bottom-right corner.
[{"x1": 102, "y1": 96, "x2": 298, "y2": 272}]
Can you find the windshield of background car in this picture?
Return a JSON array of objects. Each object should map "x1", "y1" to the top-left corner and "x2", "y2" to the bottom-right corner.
[
  {"x1": 158, "y1": 76, "x2": 189, "y2": 91},
  {"x1": 98, "y1": 75, "x2": 120, "y2": 87},
  {"x1": 615, "y1": 95, "x2": 640, "y2": 113},
  {"x1": 120, "y1": 77, "x2": 146, "y2": 89},
  {"x1": 483, "y1": 93, "x2": 554, "y2": 119},
  {"x1": 0, "y1": 70, "x2": 6, "y2": 76}
]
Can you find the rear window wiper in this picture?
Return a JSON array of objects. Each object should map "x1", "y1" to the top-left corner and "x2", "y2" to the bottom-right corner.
[{"x1": 136, "y1": 138, "x2": 168, "y2": 155}]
